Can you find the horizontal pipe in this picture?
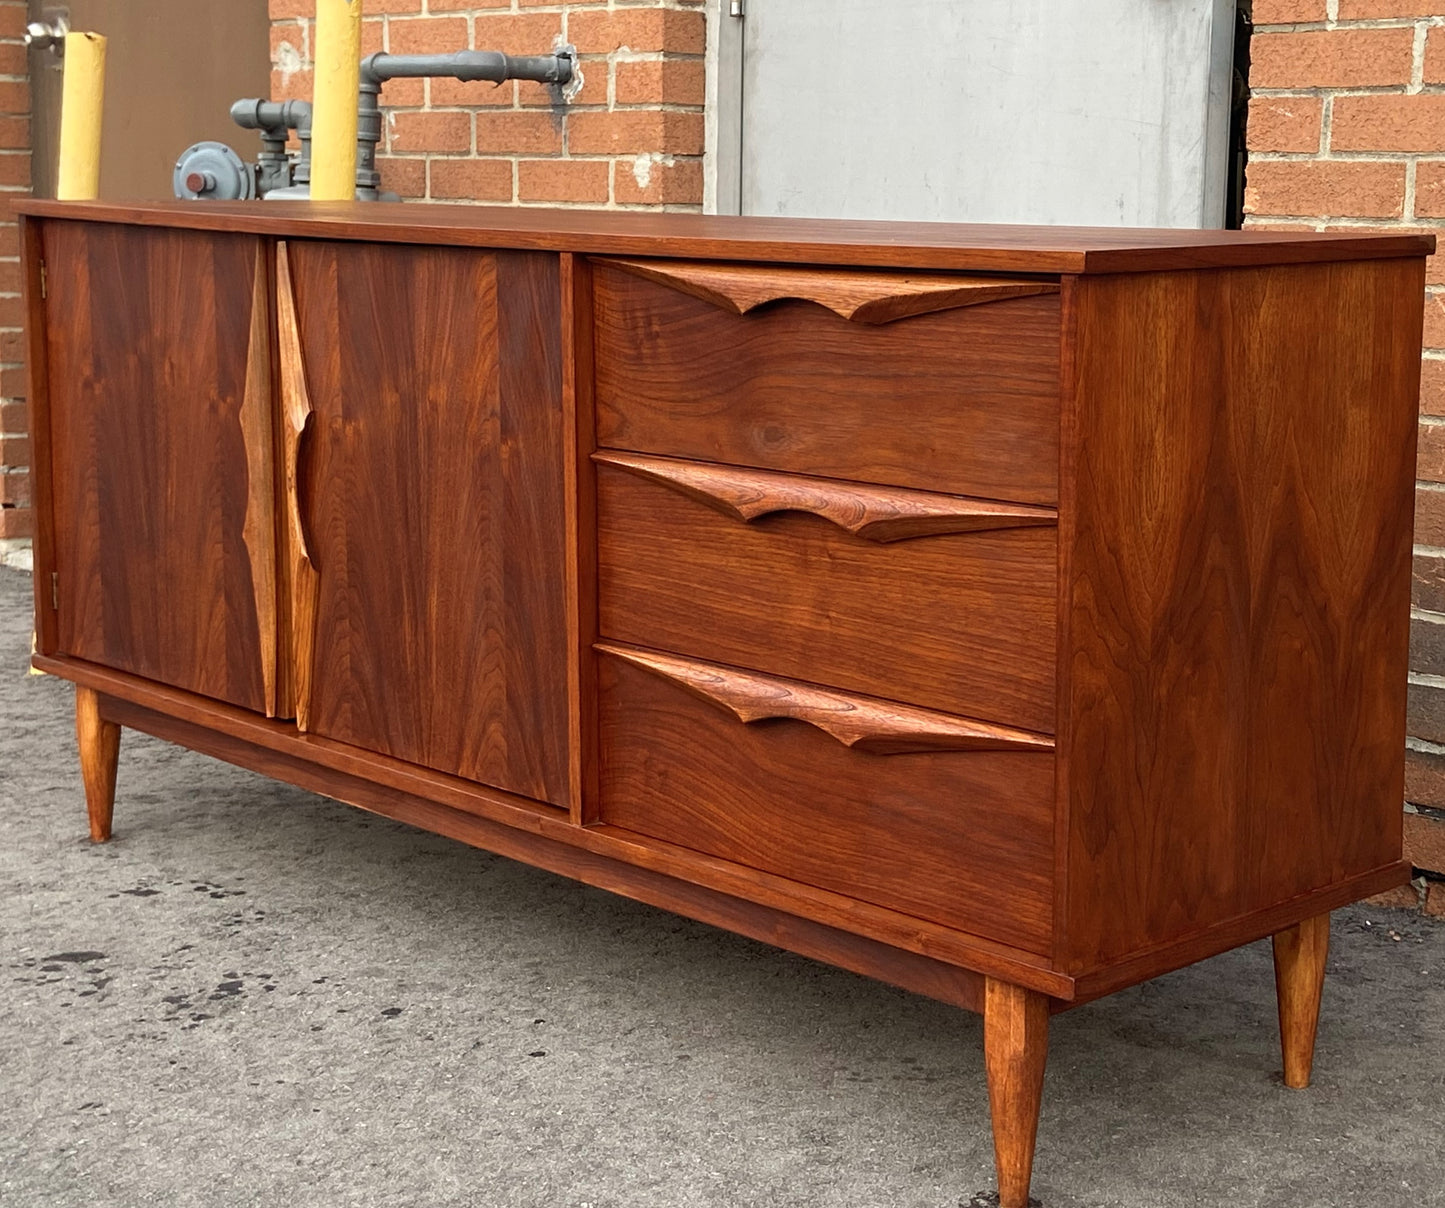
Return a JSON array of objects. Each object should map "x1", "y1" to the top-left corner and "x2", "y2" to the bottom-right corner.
[
  {"x1": 231, "y1": 98, "x2": 313, "y2": 134},
  {"x1": 359, "y1": 49, "x2": 573, "y2": 86}
]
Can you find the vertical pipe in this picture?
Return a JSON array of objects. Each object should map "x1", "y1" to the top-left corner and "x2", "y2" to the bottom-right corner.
[
  {"x1": 56, "y1": 32, "x2": 106, "y2": 201},
  {"x1": 309, "y1": 0, "x2": 362, "y2": 201}
]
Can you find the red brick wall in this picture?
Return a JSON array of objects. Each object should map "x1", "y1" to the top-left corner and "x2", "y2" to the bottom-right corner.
[
  {"x1": 0, "y1": 0, "x2": 29, "y2": 560},
  {"x1": 268, "y1": 0, "x2": 706, "y2": 208},
  {"x1": 1246, "y1": 0, "x2": 1445, "y2": 911}
]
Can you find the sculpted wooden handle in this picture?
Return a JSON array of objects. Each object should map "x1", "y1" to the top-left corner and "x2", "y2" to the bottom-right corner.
[
  {"x1": 276, "y1": 241, "x2": 320, "y2": 729},
  {"x1": 595, "y1": 452, "x2": 1057, "y2": 541},
  {"x1": 600, "y1": 644, "x2": 1053, "y2": 755},
  {"x1": 606, "y1": 258, "x2": 1059, "y2": 324},
  {"x1": 240, "y1": 241, "x2": 279, "y2": 717}
]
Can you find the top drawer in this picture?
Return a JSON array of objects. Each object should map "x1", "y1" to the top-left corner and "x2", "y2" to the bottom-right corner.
[{"x1": 591, "y1": 258, "x2": 1063, "y2": 504}]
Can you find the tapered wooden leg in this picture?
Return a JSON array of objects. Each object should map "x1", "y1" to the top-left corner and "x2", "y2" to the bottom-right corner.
[
  {"x1": 984, "y1": 977, "x2": 1049, "y2": 1208},
  {"x1": 75, "y1": 686, "x2": 120, "y2": 843},
  {"x1": 1273, "y1": 912, "x2": 1330, "y2": 1089}
]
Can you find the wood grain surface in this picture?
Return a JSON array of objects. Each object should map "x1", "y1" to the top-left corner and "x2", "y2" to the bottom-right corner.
[
  {"x1": 596, "y1": 451, "x2": 1058, "y2": 541},
  {"x1": 21, "y1": 217, "x2": 57, "y2": 654},
  {"x1": 598, "y1": 644, "x2": 1053, "y2": 755},
  {"x1": 289, "y1": 241, "x2": 570, "y2": 804},
  {"x1": 75, "y1": 684, "x2": 119, "y2": 843},
  {"x1": 598, "y1": 646, "x2": 1056, "y2": 952},
  {"x1": 562, "y1": 253, "x2": 602, "y2": 825},
  {"x1": 603, "y1": 258, "x2": 1060, "y2": 323},
  {"x1": 984, "y1": 978, "x2": 1050, "y2": 1208},
  {"x1": 1274, "y1": 913, "x2": 1331, "y2": 1089},
  {"x1": 16, "y1": 198, "x2": 1434, "y2": 274},
  {"x1": 41, "y1": 221, "x2": 273, "y2": 711},
  {"x1": 596, "y1": 460, "x2": 1057, "y2": 731},
  {"x1": 241, "y1": 240, "x2": 279, "y2": 717},
  {"x1": 1061, "y1": 862, "x2": 1405, "y2": 1006},
  {"x1": 1061, "y1": 259, "x2": 1422, "y2": 973},
  {"x1": 274, "y1": 240, "x2": 320, "y2": 728},
  {"x1": 593, "y1": 262, "x2": 1061, "y2": 503}
]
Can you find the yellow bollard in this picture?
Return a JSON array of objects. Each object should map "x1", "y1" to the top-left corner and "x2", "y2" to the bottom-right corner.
[
  {"x1": 56, "y1": 31, "x2": 107, "y2": 201},
  {"x1": 309, "y1": 0, "x2": 362, "y2": 201}
]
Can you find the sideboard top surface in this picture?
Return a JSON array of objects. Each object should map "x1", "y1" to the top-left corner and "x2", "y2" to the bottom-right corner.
[{"x1": 15, "y1": 199, "x2": 1434, "y2": 274}]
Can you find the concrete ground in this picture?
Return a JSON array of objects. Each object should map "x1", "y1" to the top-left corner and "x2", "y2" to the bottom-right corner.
[{"x1": 1, "y1": 566, "x2": 1443, "y2": 1208}]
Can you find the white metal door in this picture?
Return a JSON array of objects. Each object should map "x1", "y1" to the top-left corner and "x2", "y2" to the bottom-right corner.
[{"x1": 713, "y1": 0, "x2": 1236, "y2": 228}]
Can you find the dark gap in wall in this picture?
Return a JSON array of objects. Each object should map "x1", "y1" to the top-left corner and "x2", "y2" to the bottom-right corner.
[{"x1": 1226, "y1": 1, "x2": 1254, "y2": 229}]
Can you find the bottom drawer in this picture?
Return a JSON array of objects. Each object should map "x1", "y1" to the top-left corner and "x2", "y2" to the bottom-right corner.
[{"x1": 597, "y1": 644, "x2": 1056, "y2": 954}]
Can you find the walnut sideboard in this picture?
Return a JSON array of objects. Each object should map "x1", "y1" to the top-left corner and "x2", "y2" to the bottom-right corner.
[{"x1": 17, "y1": 199, "x2": 1430, "y2": 1206}]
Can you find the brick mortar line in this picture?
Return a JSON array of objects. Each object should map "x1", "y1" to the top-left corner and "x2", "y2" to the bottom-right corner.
[
  {"x1": 1250, "y1": 151, "x2": 1445, "y2": 160},
  {"x1": 406, "y1": 102, "x2": 705, "y2": 111},
  {"x1": 1252, "y1": 86, "x2": 1445, "y2": 97},
  {"x1": 349, "y1": 100, "x2": 706, "y2": 111},
  {"x1": 1254, "y1": 16, "x2": 1436, "y2": 31},
  {"x1": 1246, "y1": 217, "x2": 1431, "y2": 231},
  {"x1": 411, "y1": 151, "x2": 701, "y2": 159}
]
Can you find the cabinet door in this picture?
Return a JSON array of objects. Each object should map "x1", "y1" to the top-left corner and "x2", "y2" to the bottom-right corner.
[
  {"x1": 283, "y1": 241, "x2": 570, "y2": 807},
  {"x1": 41, "y1": 221, "x2": 277, "y2": 713}
]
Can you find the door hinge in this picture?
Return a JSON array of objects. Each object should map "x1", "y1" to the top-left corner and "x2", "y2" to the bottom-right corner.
[
  {"x1": 728, "y1": 0, "x2": 744, "y2": 16},
  {"x1": 50, "y1": 571, "x2": 58, "y2": 610},
  {"x1": 38, "y1": 261, "x2": 46, "y2": 299}
]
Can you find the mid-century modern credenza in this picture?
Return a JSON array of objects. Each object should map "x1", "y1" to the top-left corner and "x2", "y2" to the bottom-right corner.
[{"x1": 17, "y1": 199, "x2": 1430, "y2": 1206}]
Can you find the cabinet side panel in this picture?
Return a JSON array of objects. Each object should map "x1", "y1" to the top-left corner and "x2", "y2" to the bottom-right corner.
[
  {"x1": 1063, "y1": 260, "x2": 1421, "y2": 974},
  {"x1": 42, "y1": 221, "x2": 271, "y2": 712}
]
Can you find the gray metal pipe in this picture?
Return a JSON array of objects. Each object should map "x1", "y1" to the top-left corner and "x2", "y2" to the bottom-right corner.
[
  {"x1": 230, "y1": 98, "x2": 314, "y2": 134},
  {"x1": 353, "y1": 48, "x2": 574, "y2": 198},
  {"x1": 231, "y1": 98, "x2": 312, "y2": 194},
  {"x1": 360, "y1": 49, "x2": 573, "y2": 87},
  {"x1": 221, "y1": 49, "x2": 575, "y2": 201}
]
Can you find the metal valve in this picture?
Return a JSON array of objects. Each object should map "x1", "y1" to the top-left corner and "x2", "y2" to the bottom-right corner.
[{"x1": 24, "y1": 11, "x2": 70, "y2": 56}]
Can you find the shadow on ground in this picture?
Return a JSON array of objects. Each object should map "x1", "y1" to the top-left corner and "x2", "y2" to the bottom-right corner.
[{"x1": 1, "y1": 568, "x2": 1441, "y2": 1208}]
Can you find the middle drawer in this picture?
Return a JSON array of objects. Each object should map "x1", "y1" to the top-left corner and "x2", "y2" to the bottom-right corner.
[{"x1": 595, "y1": 451, "x2": 1058, "y2": 734}]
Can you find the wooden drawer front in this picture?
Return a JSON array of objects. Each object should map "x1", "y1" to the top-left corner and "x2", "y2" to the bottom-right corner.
[
  {"x1": 591, "y1": 259, "x2": 1063, "y2": 504},
  {"x1": 598, "y1": 645, "x2": 1056, "y2": 953},
  {"x1": 596, "y1": 453, "x2": 1058, "y2": 734}
]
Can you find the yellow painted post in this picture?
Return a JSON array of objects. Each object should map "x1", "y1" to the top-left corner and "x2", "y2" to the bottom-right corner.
[
  {"x1": 56, "y1": 31, "x2": 107, "y2": 200},
  {"x1": 309, "y1": 0, "x2": 362, "y2": 201}
]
